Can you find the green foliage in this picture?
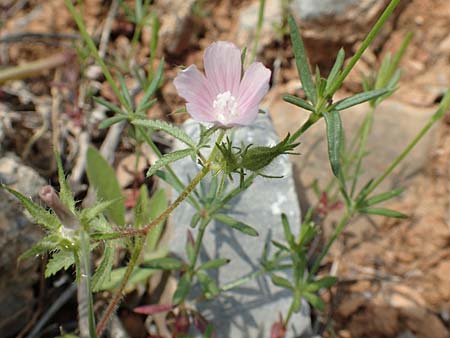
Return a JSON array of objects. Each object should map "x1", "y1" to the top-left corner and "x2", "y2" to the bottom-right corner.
[
  {"x1": 322, "y1": 110, "x2": 343, "y2": 177},
  {"x1": 213, "y1": 214, "x2": 259, "y2": 237},
  {"x1": 147, "y1": 148, "x2": 195, "y2": 177},
  {"x1": 45, "y1": 250, "x2": 76, "y2": 277},
  {"x1": 132, "y1": 119, "x2": 196, "y2": 148},
  {"x1": 86, "y1": 146, "x2": 125, "y2": 226}
]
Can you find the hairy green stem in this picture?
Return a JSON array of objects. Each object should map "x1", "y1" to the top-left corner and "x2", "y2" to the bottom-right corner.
[{"x1": 96, "y1": 237, "x2": 145, "y2": 336}]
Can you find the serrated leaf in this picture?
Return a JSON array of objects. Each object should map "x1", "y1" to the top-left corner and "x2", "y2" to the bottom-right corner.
[
  {"x1": 91, "y1": 241, "x2": 115, "y2": 291},
  {"x1": 288, "y1": 15, "x2": 316, "y2": 104},
  {"x1": 322, "y1": 110, "x2": 343, "y2": 177},
  {"x1": 325, "y1": 48, "x2": 345, "y2": 95},
  {"x1": 333, "y1": 89, "x2": 390, "y2": 111},
  {"x1": 86, "y1": 147, "x2": 125, "y2": 226},
  {"x1": 45, "y1": 250, "x2": 75, "y2": 277},
  {"x1": 306, "y1": 276, "x2": 337, "y2": 292},
  {"x1": 359, "y1": 207, "x2": 408, "y2": 219},
  {"x1": 55, "y1": 154, "x2": 75, "y2": 212},
  {"x1": 172, "y1": 272, "x2": 191, "y2": 305},
  {"x1": 2, "y1": 185, "x2": 61, "y2": 230},
  {"x1": 141, "y1": 257, "x2": 184, "y2": 270},
  {"x1": 147, "y1": 148, "x2": 194, "y2": 177},
  {"x1": 197, "y1": 271, "x2": 219, "y2": 299},
  {"x1": 99, "y1": 115, "x2": 128, "y2": 129},
  {"x1": 271, "y1": 274, "x2": 294, "y2": 290},
  {"x1": 281, "y1": 213, "x2": 295, "y2": 248},
  {"x1": 19, "y1": 234, "x2": 60, "y2": 260},
  {"x1": 82, "y1": 199, "x2": 118, "y2": 221},
  {"x1": 283, "y1": 95, "x2": 315, "y2": 112},
  {"x1": 137, "y1": 59, "x2": 164, "y2": 114},
  {"x1": 93, "y1": 96, "x2": 124, "y2": 116},
  {"x1": 365, "y1": 187, "x2": 405, "y2": 207},
  {"x1": 213, "y1": 214, "x2": 259, "y2": 237},
  {"x1": 304, "y1": 292, "x2": 325, "y2": 311},
  {"x1": 132, "y1": 119, "x2": 195, "y2": 148},
  {"x1": 198, "y1": 258, "x2": 230, "y2": 271}
]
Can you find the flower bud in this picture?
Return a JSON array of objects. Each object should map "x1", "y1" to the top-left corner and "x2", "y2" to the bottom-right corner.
[{"x1": 241, "y1": 134, "x2": 299, "y2": 172}]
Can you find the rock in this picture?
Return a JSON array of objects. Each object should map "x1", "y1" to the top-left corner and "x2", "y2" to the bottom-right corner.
[
  {"x1": 0, "y1": 154, "x2": 45, "y2": 337},
  {"x1": 169, "y1": 114, "x2": 312, "y2": 337}
]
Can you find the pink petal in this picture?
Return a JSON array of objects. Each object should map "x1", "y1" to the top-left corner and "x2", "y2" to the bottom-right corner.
[
  {"x1": 236, "y1": 62, "x2": 271, "y2": 125},
  {"x1": 173, "y1": 65, "x2": 215, "y2": 121},
  {"x1": 204, "y1": 41, "x2": 242, "y2": 97}
]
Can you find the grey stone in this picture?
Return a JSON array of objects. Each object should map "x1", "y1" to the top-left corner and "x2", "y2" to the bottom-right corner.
[
  {"x1": 290, "y1": 0, "x2": 367, "y2": 20},
  {"x1": 169, "y1": 114, "x2": 312, "y2": 337},
  {"x1": 0, "y1": 154, "x2": 45, "y2": 337}
]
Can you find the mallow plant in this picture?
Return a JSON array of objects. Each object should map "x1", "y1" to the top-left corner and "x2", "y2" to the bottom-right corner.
[{"x1": 2, "y1": 0, "x2": 449, "y2": 337}]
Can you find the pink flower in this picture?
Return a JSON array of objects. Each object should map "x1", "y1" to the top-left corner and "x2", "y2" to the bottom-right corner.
[{"x1": 174, "y1": 41, "x2": 271, "y2": 127}]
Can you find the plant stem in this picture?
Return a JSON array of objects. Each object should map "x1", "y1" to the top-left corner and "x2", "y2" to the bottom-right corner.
[
  {"x1": 327, "y1": 0, "x2": 401, "y2": 96},
  {"x1": 96, "y1": 237, "x2": 145, "y2": 336},
  {"x1": 250, "y1": 0, "x2": 266, "y2": 63}
]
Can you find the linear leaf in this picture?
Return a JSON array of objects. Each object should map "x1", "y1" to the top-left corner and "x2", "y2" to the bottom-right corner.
[
  {"x1": 283, "y1": 95, "x2": 315, "y2": 112},
  {"x1": 93, "y1": 96, "x2": 124, "y2": 115},
  {"x1": 197, "y1": 270, "x2": 219, "y2": 299},
  {"x1": 334, "y1": 89, "x2": 390, "y2": 110},
  {"x1": 213, "y1": 214, "x2": 259, "y2": 237},
  {"x1": 86, "y1": 147, "x2": 125, "y2": 226},
  {"x1": 2, "y1": 185, "x2": 61, "y2": 230},
  {"x1": 137, "y1": 58, "x2": 164, "y2": 113},
  {"x1": 322, "y1": 110, "x2": 343, "y2": 177},
  {"x1": 172, "y1": 272, "x2": 192, "y2": 305},
  {"x1": 360, "y1": 207, "x2": 408, "y2": 219},
  {"x1": 141, "y1": 257, "x2": 184, "y2": 270},
  {"x1": 133, "y1": 119, "x2": 195, "y2": 148},
  {"x1": 147, "y1": 148, "x2": 194, "y2": 177},
  {"x1": 271, "y1": 274, "x2": 294, "y2": 290},
  {"x1": 304, "y1": 292, "x2": 325, "y2": 311},
  {"x1": 306, "y1": 276, "x2": 337, "y2": 292},
  {"x1": 288, "y1": 15, "x2": 316, "y2": 104},
  {"x1": 365, "y1": 187, "x2": 405, "y2": 206},
  {"x1": 325, "y1": 48, "x2": 345, "y2": 95},
  {"x1": 198, "y1": 258, "x2": 230, "y2": 271},
  {"x1": 99, "y1": 115, "x2": 128, "y2": 129}
]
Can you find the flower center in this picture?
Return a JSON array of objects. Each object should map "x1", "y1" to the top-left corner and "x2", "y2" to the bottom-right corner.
[{"x1": 213, "y1": 91, "x2": 238, "y2": 124}]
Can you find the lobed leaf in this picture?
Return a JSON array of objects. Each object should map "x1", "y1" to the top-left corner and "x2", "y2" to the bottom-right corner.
[{"x1": 45, "y1": 250, "x2": 76, "y2": 277}]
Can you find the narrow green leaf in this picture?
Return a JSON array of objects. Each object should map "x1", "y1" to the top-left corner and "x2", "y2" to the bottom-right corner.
[
  {"x1": 146, "y1": 189, "x2": 168, "y2": 252},
  {"x1": 283, "y1": 95, "x2": 315, "y2": 112},
  {"x1": 19, "y1": 234, "x2": 59, "y2": 260},
  {"x1": 190, "y1": 213, "x2": 201, "y2": 228},
  {"x1": 133, "y1": 119, "x2": 195, "y2": 148},
  {"x1": 118, "y1": 74, "x2": 133, "y2": 109},
  {"x1": 355, "y1": 178, "x2": 375, "y2": 202},
  {"x1": 45, "y1": 250, "x2": 75, "y2": 277},
  {"x1": 99, "y1": 115, "x2": 128, "y2": 129},
  {"x1": 432, "y1": 89, "x2": 450, "y2": 121},
  {"x1": 93, "y1": 96, "x2": 124, "y2": 116},
  {"x1": 142, "y1": 257, "x2": 184, "y2": 270},
  {"x1": 306, "y1": 276, "x2": 337, "y2": 292},
  {"x1": 322, "y1": 110, "x2": 343, "y2": 177},
  {"x1": 281, "y1": 213, "x2": 295, "y2": 248},
  {"x1": 304, "y1": 292, "x2": 325, "y2": 311},
  {"x1": 365, "y1": 187, "x2": 405, "y2": 206},
  {"x1": 90, "y1": 232, "x2": 123, "y2": 240},
  {"x1": 172, "y1": 273, "x2": 192, "y2": 305},
  {"x1": 197, "y1": 271, "x2": 219, "y2": 299},
  {"x1": 325, "y1": 48, "x2": 345, "y2": 95},
  {"x1": 271, "y1": 240, "x2": 290, "y2": 252},
  {"x1": 271, "y1": 274, "x2": 294, "y2": 290},
  {"x1": 360, "y1": 207, "x2": 408, "y2": 218},
  {"x1": 86, "y1": 147, "x2": 125, "y2": 226},
  {"x1": 213, "y1": 214, "x2": 259, "y2": 237},
  {"x1": 2, "y1": 185, "x2": 60, "y2": 230},
  {"x1": 333, "y1": 89, "x2": 390, "y2": 111},
  {"x1": 198, "y1": 258, "x2": 230, "y2": 271},
  {"x1": 134, "y1": 184, "x2": 152, "y2": 229},
  {"x1": 147, "y1": 148, "x2": 194, "y2": 177},
  {"x1": 91, "y1": 241, "x2": 115, "y2": 291},
  {"x1": 288, "y1": 15, "x2": 316, "y2": 104},
  {"x1": 82, "y1": 199, "x2": 119, "y2": 221},
  {"x1": 138, "y1": 58, "x2": 164, "y2": 113},
  {"x1": 55, "y1": 154, "x2": 75, "y2": 212}
]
